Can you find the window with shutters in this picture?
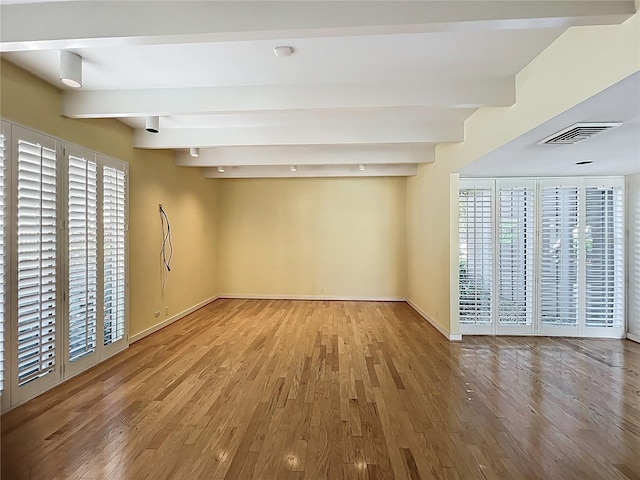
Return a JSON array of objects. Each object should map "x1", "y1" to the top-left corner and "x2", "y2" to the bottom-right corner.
[
  {"x1": 16, "y1": 136, "x2": 58, "y2": 386},
  {"x1": 458, "y1": 185, "x2": 493, "y2": 326},
  {"x1": 584, "y1": 185, "x2": 623, "y2": 327},
  {"x1": 498, "y1": 184, "x2": 535, "y2": 326},
  {"x1": 1, "y1": 122, "x2": 128, "y2": 410},
  {"x1": 458, "y1": 178, "x2": 624, "y2": 338},
  {"x1": 103, "y1": 165, "x2": 126, "y2": 346},
  {"x1": 68, "y1": 154, "x2": 98, "y2": 362},
  {"x1": 0, "y1": 125, "x2": 7, "y2": 394},
  {"x1": 540, "y1": 185, "x2": 579, "y2": 326}
]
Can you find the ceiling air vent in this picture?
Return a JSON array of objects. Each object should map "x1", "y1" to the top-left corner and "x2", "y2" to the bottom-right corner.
[{"x1": 537, "y1": 122, "x2": 622, "y2": 145}]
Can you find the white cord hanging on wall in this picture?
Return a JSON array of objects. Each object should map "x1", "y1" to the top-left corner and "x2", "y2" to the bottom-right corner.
[{"x1": 159, "y1": 204, "x2": 173, "y2": 289}]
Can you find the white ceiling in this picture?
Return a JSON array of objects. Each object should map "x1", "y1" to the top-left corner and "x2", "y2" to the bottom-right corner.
[
  {"x1": 2, "y1": 29, "x2": 566, "y2": 88},
  {"x1": 0, "y1": 1, "x2": 636, "y2": 178}
]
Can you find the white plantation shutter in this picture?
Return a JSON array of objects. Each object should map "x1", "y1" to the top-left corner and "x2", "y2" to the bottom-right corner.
[
  {"x1": 628, "y1": 175, "x2": 640, "y2": 339},
  {"x1": 458, "y1": 184, "x2": 493, "y2": 326},
  {"x1": 103, "y1": 165, "x2": 126, "y2": 346},
  {"x1": 540, "y1": 185, "x2": 579, "y2": 326},
  {"x1": 0, "y1": 127, "x2": 7, "y2": 393},
  {"x1": 68, "y1": 154, "x2": 98, "y2": 361},
  {"x1": 584, "y1": 185, "x2": 623, "y2": 327},
  {"x1": 1, "y1": 123, "x2": 130, "y2": 408},
  {"x1": 16, "y1": 137, "x2": 58, "y2": 386},
  {"x1": 497, "y1": 183, "x2": 535, "y2": 326}
]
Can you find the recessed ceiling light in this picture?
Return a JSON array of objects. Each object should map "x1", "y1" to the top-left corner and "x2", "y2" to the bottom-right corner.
[
  {"x1": 189, "y1": 147, "x2": 200, "y2": 158},
  {"x1": 274, "y1": 46, "x2": 294, "y2": 57},
  {"x1": 217, "y1": 166, "x2": 225, "y2": 173},
  {"x1": 575, "y1": 160, "x2": 594, "y2": 165},
  {"x1": 290, "y1": 165, "x2": 297, "y2": 172},
  {"x1": 358, "y1": 164, "x2": 366, "y2": 171},
  {"x1": 59, "y1": 51, "x2": 82, "y2": 88}
]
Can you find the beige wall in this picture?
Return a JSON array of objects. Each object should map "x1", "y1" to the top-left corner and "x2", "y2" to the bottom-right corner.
[
  {"x1": 218, "y1": 177, "x2": 406, "y2": 299},
  {"x1": 128, "y1": 150, "x2": 218, "y2": 338},
  {"x1": 405, "y1": 162, "x2": 454, "y2": 333},
  {"x1": 406, "y1": 12, "x2": 640, "y2": 335},
  {"x1": 0, "y1": 59, "x2": 219, "y2": 338}
]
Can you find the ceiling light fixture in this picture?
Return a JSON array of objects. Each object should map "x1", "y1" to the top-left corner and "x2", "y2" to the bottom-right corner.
[
  {"x1": 290, "y1": 165, "x2": 297, "y2": 172},
  {"x1": 273, "y1": 46, "x2": 294, "y2": 57},
  {"x1": 217, "y1": 166, "x2": 225, "y2": 173},
  {"x1": 358, "y1": 164, "x2": 366, "y2": 171},
  {"x1": 59, "y1": 50, "x2": 82, "y2": 88},
  {"x1": 189, "y1": 147, "x2": 200, "y2": 158},
  {"x1": 145, "y1": 116, "x2": 160, "y2": 133}
]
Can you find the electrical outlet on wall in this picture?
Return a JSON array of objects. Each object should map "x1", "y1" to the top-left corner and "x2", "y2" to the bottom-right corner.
[{"x1": 165, "y1": 306, "x2": 169, "y2": 316}]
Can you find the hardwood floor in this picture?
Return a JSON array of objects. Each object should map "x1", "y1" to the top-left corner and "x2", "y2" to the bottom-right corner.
[{"x1": 2, "y1": 299, "x2": 640, "y2": 480}]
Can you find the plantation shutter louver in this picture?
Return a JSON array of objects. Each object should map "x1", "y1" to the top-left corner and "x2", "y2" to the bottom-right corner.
[
  {"x1": 68, "y1": 154, "x2": 98, "y2": 362},
  {"x1": 103, "y1": 165, "x2": 126, "y2": 346},
  {"x1": 584, "y1": 185, "x2": 623, "y2": 327},
  {"x1": 0, "y1": 128, "x2": 6, "y2": 393},
  {"x1": 539, "y1": 185, "x2": 579, "y2": 326},
  {"x1": 498, "y1": 184, "x2": 535, "y2": 326},
  {"x1": 16, "y1": 138, "x2": 57, "y2": 386},
  {"x1": 458, "y1": 185, "x2": 493, "y2": 325}
]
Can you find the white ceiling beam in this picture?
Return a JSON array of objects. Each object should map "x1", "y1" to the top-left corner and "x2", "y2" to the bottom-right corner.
[
  {"x1": 1, "y1": 1, "x2": 634, "y2": 52},
  {"x1": 201, "y1": 164, "x2": 418, "y2": 179},
  {"x1": 175, "y1": 144, "x2": 435, "y2": 167},
  {"x1": 63, "y1": 79, "x2": 514, "y2": 118},
  {"x1": 133, "y1": 123, "x2": 462, "y2": 149}
]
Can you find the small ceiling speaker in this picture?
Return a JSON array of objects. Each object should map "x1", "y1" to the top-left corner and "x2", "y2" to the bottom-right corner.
[
  {"x1": 189, "y1": 147, "x2": 200, "y2": 158},
  {"x1": 273, "y1": 46, "x2": 294, "y2": 57},
  {"x1": 59, "y1": 51, "x2": 82, "y2": 88},
  {"x1": 145, "y1": 116, "x2": 160, "y2": 133}
]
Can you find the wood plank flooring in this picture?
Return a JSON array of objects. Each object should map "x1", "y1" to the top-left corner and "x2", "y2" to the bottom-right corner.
[{"x1": 2, "y1": 299, "x2": 640, "y2": 479}]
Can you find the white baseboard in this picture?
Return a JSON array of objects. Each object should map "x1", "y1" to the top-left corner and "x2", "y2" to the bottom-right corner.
[
  {"x1": 405, "y1": 299, "x2": 462, "y2": 342},
  {"x1": 130, "y1": 295, "x2": 219, "y2": 343},
  {"x1": 627, "y1": 332, "x2": 640, "y2": 344},
  {"x1": 219, "y1": 294, "x2": 406, "y2": 302}
]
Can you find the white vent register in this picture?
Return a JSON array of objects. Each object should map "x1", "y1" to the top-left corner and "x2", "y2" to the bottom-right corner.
[{"x1": 538, "y1": 122, "x2": 622, "y2": 145}]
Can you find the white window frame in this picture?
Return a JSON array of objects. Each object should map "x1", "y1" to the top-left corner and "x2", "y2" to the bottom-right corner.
[
  {"x1": 98, "y1": 154, "x2": 129, "y2": 361},
  {"x1": 496, "y1": 178, "x2": 536, "y2": 336},
  {"x1": 458, "y1": 179, "x2": 494, "y2": 335},
  {"x1": 9, "y1": 126, "x2": 63, "y2": 406},
  {"x1": 537, "y1": 178, "x2": 581, "y2": 337},
  {"x1": 1, "y1": 122, "x2": 129, "y2": 412},
  {"x1": 457, "y1": 177, "x2": 625, "y2": 339},
  {"x1": 63, "y1": 143, "x2": 99, "y2": 378},
  {"x1": 0, "y1": 121, "x2": 11, "y2": 410},
  {"x1": 581, "y1": 177, "x2": 625, "y2": 338},
  {"x1": 63, "y1": 145, "x2": 129, "y2": 379}
]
